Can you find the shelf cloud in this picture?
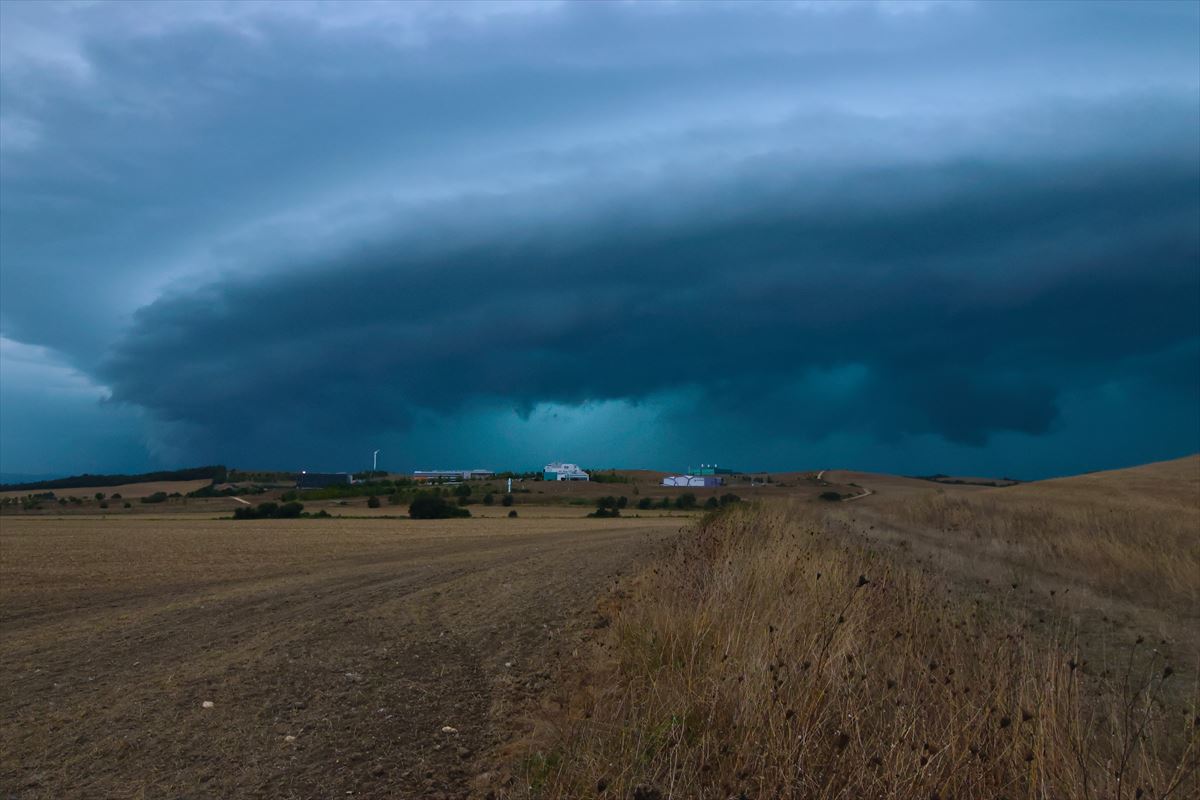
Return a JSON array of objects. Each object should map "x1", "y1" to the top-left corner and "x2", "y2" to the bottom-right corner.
[{"x1": 2, "y1": 1, "x2": 1197, "y2": 476}]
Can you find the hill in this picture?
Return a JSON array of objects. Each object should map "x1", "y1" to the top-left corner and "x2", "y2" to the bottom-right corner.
[{"x1": 0, "y1": 466, "x2": 226, "y2": 493}]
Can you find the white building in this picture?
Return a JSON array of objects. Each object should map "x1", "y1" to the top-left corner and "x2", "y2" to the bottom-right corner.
[
  {"x1": 413, "y1": 469, "x2": 495, "y2": 482},
  {"x1": 662, "y1": 475, "x2": 723, "y2": 487},
  {"x1": 543, "y1": 462, "x2": 589, "y2": 481}
]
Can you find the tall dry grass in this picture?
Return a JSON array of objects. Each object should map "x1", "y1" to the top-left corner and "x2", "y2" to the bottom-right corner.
[
  {"x1": 521, "y1": 505, "x2": 1197, "y2": 799},
  {"x1": 893, "y1": 492, "x2": 1200, "y2": 611}
]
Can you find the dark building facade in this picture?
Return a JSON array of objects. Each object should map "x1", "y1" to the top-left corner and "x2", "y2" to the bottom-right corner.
[{"x1": 296, "y1": 471, "x2": 352, "y2": 489}]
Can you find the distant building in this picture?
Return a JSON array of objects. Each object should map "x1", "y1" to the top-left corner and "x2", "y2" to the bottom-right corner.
[
  {"x1": 543, "y1": 462, "x2": 590, "y2": 481},
  {"x1": 687, "y1": 464, "x2": 735, "y2": 476},
  {"x1": 296, "y1": 471, "x2": 352, "y2": 489},
  {"x1": 413, "y1": 469, "x2": 495, "y2": 482},
  {"x1": 663, "y1": 475, "x2": 723, "y2": 487}
]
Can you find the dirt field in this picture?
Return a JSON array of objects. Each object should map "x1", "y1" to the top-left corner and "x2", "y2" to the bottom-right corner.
[
  {"x1": 0, "y1": 479, "x2": 213, "y2": 501},
  {"x1": 0, "y1": 514, "x2": 681, "y2": 798}
]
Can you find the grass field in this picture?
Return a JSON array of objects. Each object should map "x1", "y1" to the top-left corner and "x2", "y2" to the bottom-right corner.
[{"x1": 515, "y1": 461, "x2": 1200, "y2": 799}]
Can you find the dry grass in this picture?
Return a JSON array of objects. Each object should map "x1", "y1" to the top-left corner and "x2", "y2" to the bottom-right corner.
[
  {"x1": 521, "y1": 504, "x2": 1198, "y2": 799},
  {"x1": 891, "y1": 457, "x2": 1200, "y2": 611}
]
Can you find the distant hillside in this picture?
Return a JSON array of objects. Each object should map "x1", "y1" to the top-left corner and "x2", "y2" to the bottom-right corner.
[
  {"x1": 983, "y1": 454, "x2": 1199, "y2": 512},
  {"x1": 0, "y1": 466, "x2": 227, "y2": 492},
  {"x1": 0, "y1": 472, "x2": 64, "y2": 486}
]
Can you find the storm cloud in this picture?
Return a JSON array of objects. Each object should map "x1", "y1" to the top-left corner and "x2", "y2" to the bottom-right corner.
[{"x1": 2, "y1": 1, "x2": 1198, "y2": 476}]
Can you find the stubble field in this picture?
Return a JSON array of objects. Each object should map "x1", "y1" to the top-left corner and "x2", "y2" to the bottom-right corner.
[{"x1": 0, "y1": 514, "x2": 681, "y2": 798}]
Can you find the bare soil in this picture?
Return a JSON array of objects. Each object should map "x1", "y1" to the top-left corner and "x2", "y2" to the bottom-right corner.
[{"x1": 0, "y1": 515, "x2": 680, "y2": 799}]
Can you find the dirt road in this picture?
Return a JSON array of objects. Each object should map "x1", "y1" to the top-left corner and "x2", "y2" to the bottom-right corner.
[{"x1": 0, "y1": 516, "x2": 681, "y2": 799}]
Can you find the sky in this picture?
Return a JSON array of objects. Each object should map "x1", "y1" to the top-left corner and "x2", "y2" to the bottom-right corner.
[{"x1": 1, "y1": 0, "x2": 1197, "y2": 480}]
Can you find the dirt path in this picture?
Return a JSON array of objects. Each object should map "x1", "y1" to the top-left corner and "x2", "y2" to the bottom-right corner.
[{"x1": 0, "y1": 516, "x2": 681, "y2": 799}]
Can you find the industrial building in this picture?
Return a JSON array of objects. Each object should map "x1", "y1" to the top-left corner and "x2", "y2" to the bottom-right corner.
[
  {"x1": 543, "y1": 462, "x2": 590, "y2": 481},
  {"x1": 413, "y1": 469, "x2": 495, "y2": 482},
  {"x1": 687, "y1": 464, "x2": 735, "y2": 476},
  {"x1": 663, "y1": 475, "x2": 724, "y2": 487},
  {"x1": 296, "y1": 471, "x2": 352, "y2": 489}
]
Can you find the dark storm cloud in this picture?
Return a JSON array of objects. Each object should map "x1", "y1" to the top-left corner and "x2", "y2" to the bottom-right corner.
[
  {"x1": 3, "y1": 0, "x2": 1198, "y2": 475},
  {"x1": 98, "y1": 124, "x2": 1200, "y2": 450}
]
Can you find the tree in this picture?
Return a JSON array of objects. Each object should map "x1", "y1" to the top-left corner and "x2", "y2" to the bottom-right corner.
[
  {"x1": 675, "y1": 493, "x2": 697, "y2": 510},
  {"x1": 705, "y1": 496, "x2": 720, "y2": 510},
  {"x1": 276, "y1": 501, "x2": 304, "y2": 518},
  {"x1": 409, "y1": 492, "x2": 471, "y2": 519},
  {"x1": 367, "y1": 495, "x2": 381, "y2": 508},
  {"x1": 590, "y1": 496, "x2": 621, "y2": 518},
  {"x1": 502, "y1": 494, "x2": 514, "y2": 507},
  {"x1": 616, "y1": 496, "x2": 628, "y2": 509},
  {"x1": 94, "y1": 492, "x2": 105, "y2": 501},
  {"x1": 233, "y1": 501, "x2": 305, "y2": 520},
  {"x1": 637, "y1": 497, "x2": 654, "y2": 510},
  {"x1": 483, "y1": 493, "x2": 495, "y2": 505}
]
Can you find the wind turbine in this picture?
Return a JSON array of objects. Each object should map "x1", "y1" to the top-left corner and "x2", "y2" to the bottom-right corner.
[{"x1": 372, "y1": 449, "x2": 380, "y2": 475}]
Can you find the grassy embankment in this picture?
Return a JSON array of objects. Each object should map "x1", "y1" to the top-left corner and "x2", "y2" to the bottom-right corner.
[
  {"x1": 891, "y1": 457, "x2": 1199, "y2": 612},
  {"x1": 522, "y1": 503, "x2": 1197, "y2": 799}
]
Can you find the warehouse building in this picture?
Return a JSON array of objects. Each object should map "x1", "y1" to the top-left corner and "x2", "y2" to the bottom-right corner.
[
  {"x1": 296, "y1": 471, "x2": 352, "y2": 489},
  {"x1": 543, "y1": 462, "x2": 590, "y2": 481},
  {"x1": 413, "y1": 469, "x2": 495, "y2": 482},
  {"x1": 663, "y1": 475, "x2": 723, "y2": 487}
]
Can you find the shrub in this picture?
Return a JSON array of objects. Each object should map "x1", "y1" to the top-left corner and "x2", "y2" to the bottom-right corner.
[
  {"x1": 232, "y1": 501, "x2": 304, "y2": 520},
  {"x1": 705, "y1": 496, "x2": 720, "y2": 509},
  {"x1": 409, "y1": 492, "x2": 471, "y2": 519},
  {"x1": 367, "y1": 495, "x2": 381, "y2": 509},
  {"x1": 98, "y1": 501, "x2": 109, "y2": 509},
  {"x1": 508, "y1": 510, "x2": 518, "y2": 518},
  {"x1": 588, "y1": 508, "x2": 621, "y2": 518},
  {"x1": 674, "y1": 493, "x2": 697, "y2": 510},
  {"x1": 387, "y1": 492, "x2": 403, "y2": 505},
  {"x1": 276, "y1": 501, "x2": 304, "y2": 518},
  {"x1": 637, "y1": 497, "x2": 655, "y2": 510},
  {"x1": 141, "y1": 492, "x2": 168, "y2": 504},
  {"x1": 820, "y1": 491, "x2": 844, "y2": 502},
  {"x1": 483, "y1": 493, "x2": 495, "y2": 505},
  {"x1": 110, "y1": 493, "x2": 122, "y2": 499},
  {"x1": 502, "y1": 494, "x2": 515, "y2": 507},
  {"x1": 123, "y1": 502, "x2": 132, "y2": 509},
  {"x1": 617, "y1": 496, "x2": 628, "y2": 509},
  {"x1": 591, "y1": 496, "x2": 623, "y2": 517},
  {"x1": 94, "y1": 492, "x2": 105, "y2": 501}
]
